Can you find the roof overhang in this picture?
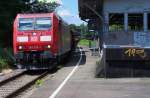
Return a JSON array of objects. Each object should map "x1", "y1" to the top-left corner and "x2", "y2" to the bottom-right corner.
[{"x1": 78, "y1": 0, "x2": 103, "y2": 20}]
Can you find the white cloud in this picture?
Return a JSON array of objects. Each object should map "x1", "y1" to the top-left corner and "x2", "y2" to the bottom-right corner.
[
  {"x1": 55, "y1": 6, "x2": 84, "y2": 25},
  {"x1": 61, "y1": 14, "x2": 84, "y2": 25},
  {"x1": 58, "y1": 9, "x2": 71, "y2": 16}
]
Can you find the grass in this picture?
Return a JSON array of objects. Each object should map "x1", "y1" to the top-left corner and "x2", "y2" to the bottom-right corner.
[
  {"x1": 79, "y1": 39, "x2": 90, "y2": 46},
  {"x1": 35, "y1": 79, "x2": 44, "y2": 87},
  {"x1": 79, "y1": 39, "x2": 97, "y2": 47}
]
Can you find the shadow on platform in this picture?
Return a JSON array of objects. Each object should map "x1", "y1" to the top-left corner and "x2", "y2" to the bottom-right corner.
[
  {"x1": 64, "y1": 47, "x2": 86, "y2": 67},
  {"x1": 96, "y1": 61, "x2": 150, "y2": 78}
]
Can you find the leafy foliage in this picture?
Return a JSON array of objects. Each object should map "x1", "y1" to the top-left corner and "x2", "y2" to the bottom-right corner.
[
  {"x1": 0, "y1": 48, "x2": 14, "y2": 71},
  {"x1": 0, "y1": 57, "x2": 9, "y2": 72},
  {"x1": 69, "y1": 23, "x2": 88, "y2": 38},
  {"x1": 0, "y1": 0, "x2": 30, "y2": 47},
  {"x1": 27, "y1": 1, "x2": 59, "y2": 13}
]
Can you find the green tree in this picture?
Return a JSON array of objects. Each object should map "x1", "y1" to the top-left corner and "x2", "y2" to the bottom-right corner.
[
  {"x1": 0, "y1": 0, "x2": 30, "y2": 47},
  {"x1": 27, "y1": 1, "x2": 59, "y2": 13},
  {"x1": 79, "y1": 23, "x2": 88, "y2": 37},
  {"x1": 69, "y1": 24, "x2": 78, "y2": 30}
]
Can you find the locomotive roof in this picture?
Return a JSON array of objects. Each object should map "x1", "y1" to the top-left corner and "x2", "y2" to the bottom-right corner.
[{"x1": 16, "y1": 13, "x2": 55, "y2": 18}]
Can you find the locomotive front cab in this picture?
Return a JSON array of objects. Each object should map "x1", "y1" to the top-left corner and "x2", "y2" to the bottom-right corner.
[
  {"x1": 13, "y1": 13, "x2": 59, "y2": 69},
  {"x1": 17, "y1": 17, "x2": 52, "y2": 51}
]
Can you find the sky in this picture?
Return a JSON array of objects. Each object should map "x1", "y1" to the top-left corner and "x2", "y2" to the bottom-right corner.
[
  {"x1": 62, "y1": 0, "x2": 78, "y2": 15},
  {"x1": 57, "y1": 0, "x2": 84, "y2": 25},
  {"x1": 38, "y1": 0, "x2": 84, "y2": 25}
]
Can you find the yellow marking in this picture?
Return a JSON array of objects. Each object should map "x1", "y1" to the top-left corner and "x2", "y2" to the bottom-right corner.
[{"x1": 125, "y1": 49, "x2": 146, "y2": 58}]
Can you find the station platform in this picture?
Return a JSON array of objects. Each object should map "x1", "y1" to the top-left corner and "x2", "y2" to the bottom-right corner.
[{"x1": 28, "y1": 47, "x2": 150, "y2": 98}]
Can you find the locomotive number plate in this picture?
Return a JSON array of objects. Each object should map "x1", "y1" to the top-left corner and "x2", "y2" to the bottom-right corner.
[
  {"x1": 124, "y1": 49, "x2": 146, "y2": 58},
  {"x1": 31, "y1": 36, "x2": 38, "y2": 41}
]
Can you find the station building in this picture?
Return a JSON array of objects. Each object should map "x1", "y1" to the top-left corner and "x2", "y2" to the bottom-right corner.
[
  {"x1": 79, "y1": 0, "x2": 150, "y2": 76},
  {"x1": 79, "y1": 0, "x2": 150, "y2": 48}
]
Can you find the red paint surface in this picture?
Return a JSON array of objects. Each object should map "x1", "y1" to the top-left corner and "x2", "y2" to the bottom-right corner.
[{"x1": 13, "y1": 13, "x2": 71, "y2": 57}]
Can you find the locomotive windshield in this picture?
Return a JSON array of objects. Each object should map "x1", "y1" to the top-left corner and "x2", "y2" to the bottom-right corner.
[
  {"x1": 19, "y1": 17, "x2": 52, "y2": 31},
  {"x1": 19, "y1": 18, "x2": 34, "y2": 30},
  {"x1": 35, "y1": 18, "x2": 52, "y2": 30}
]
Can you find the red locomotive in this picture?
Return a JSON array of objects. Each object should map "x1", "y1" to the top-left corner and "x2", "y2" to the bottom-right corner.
[{"x1": 13, "y1": 13, "x2": 72, "y2": 69}]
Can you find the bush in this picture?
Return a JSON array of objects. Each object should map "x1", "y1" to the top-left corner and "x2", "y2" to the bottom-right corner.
[
  {"x1": 0, "y1": 57, "x2": 9, "y2": 72},
  {"x1": 0, "y1": 47, "x2": 12, "y2": 72}
]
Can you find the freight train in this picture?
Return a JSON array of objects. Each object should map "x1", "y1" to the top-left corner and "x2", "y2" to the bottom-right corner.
[{"x1": 13, "y1": 12, "x2": 77, "y2": 69}]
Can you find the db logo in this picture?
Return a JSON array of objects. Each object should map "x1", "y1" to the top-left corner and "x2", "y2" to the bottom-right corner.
[{"x1": 31, "y1": 36, "x2": 38, "y2": 41}]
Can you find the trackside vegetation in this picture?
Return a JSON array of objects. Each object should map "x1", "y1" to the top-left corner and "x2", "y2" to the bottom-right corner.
[
  {"x1": 0, "y1": 48, "x2": 14, "y2": 72},
  {"x1": 79, "y1": 39, "x2": 90, "y2": 46},
  {"x1": 79, "y1": 39, "x2": 97, "y2": 47}
]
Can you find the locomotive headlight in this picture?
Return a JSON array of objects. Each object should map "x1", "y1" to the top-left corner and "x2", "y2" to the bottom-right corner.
[
  {"x1": 40, "y1": 36, "x2": 51, "y2": 41},
  {"x1": 18, "y1": 46, "x2": 23, "y2": 50},
  {"x1": 47, "y1": 45, "x2": 51, "y2": 49},
  {"x1": 32, "y1": 32, "x2": 36, "y2": 36},
  {"x1": 17, "y1": 36, "x2": 28, "y2": 42}
]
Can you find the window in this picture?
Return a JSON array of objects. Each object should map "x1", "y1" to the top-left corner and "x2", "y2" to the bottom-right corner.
[
  {"x1": 128, "y1": 14, "x2": 143, "y2": 31},
  {"x1": 35, "y1": 18, "x2": 52, "y2": 30},
  {"x1": 109, "y1": 13, "x2": 124, "y2": 32},
  {"x1": 19, "y1": 18, "x2": 34, "y2": 30},
  {"x1": 19, "y1": 17, "x2": 52, "y2": 31}
]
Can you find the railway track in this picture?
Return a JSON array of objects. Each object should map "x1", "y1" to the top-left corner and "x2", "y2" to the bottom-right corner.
[{"x1": 0, "y1": 70, "x2": 48, "y2": 98}]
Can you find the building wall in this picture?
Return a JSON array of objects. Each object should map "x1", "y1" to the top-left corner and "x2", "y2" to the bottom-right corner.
[{"x1": 103, "y1": 0, "x2": 150, "y2": 13}]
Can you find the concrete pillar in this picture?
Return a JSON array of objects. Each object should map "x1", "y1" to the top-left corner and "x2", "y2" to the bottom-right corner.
[
  {"x1": 104, "y1": 12, "x2": 109, "y2": 32},
  {"x1": 144, "y1": 12, "x2": 148, "y2": 32},
  {"x1": 124, "y1": 13, "x2": 128, "y2": 31}
]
